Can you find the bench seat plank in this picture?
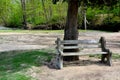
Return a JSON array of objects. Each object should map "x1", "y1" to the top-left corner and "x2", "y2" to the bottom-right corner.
[{"x1": 61, "y1": 52, "x2": 107, "y2": 56}]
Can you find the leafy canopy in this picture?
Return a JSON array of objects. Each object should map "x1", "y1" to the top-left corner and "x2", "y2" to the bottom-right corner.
[{"x1": 52, "y1": 0, "x2": 118, "y2": 6}]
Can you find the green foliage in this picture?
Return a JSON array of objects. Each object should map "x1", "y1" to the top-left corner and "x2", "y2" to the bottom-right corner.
[
  {"x1": 0, "y1": 0, "x2": 67, "y2": 28},
  {"x1": 52, "y1": 0, "x2": 118, "y2": 7},
  {"x1": 112, "y1": 3, "x2": 120, "y2": 16},
  {"x1": 86, "y1": 5, "x2": 120, "y2": 30},
  {"x1": 86, "y1": 7, "x2": 95, "y2": 21},
  {"x1": 0, "y1": 0, "x2": 119, "y2": 30},
  {"x1": 7, "y1": 4, "x2": 23, "y2": 28},
  {"x1": 102, "y1": 16, "x2": 120, "y2": 32},
  {"x1": 104, "y1": 16, "x2": 120, "y2": 23}
]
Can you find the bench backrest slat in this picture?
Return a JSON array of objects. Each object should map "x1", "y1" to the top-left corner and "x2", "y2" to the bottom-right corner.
[
  {"x1": 61, "y1": 45, "x2": 100, "y2": 49},
  {"x1": 55, "y1": 38, "x2": 105, "y2": 52},
  {"x1": 61, "y1": 40, "x2": 99, "y2": 45}
]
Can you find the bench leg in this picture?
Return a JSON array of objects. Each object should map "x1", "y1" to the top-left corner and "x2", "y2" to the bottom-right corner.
[
  {"x1": 107, "y1": 53, "x2": 112, "y2": 66},
  {"x1": 57, "y1": 55, "x2": 63, "y2": 69},
  {"x1": 101, "y1": 54, "x2": 106, "y2": 63},
  {"x1": 59, "y1": 56, "x2": 63, "y2": 69}
]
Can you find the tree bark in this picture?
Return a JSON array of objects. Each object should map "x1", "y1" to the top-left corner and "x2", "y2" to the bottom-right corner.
[
  {"x1": 41, "y1": 0, "x2": 48, "y2": 22},
  {"x1": 0, "y1": 16, "x2": 7, "y2": 26},
  {"x1": 21, "y1": 0, "x2": 27, "y2": 29},
  {"x1": 64, "y1": 0, "x2": 79, "y2": 61}
]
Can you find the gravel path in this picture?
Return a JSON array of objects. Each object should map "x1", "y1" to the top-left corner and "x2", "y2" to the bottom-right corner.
[{"x1": 0, "y1": 31, "x2": 120, "y2": 53}]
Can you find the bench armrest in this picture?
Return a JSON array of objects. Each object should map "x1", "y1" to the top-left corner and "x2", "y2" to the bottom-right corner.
[{"x1": 56, "y1": 49, "x2": 63, "y2": 55}]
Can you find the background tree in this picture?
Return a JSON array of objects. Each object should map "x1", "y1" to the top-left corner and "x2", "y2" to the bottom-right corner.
[
  {"x1": 0, "y1": 0, "x2": 119, "y2": 30},
  {"x1": 21, "y1": 0, "x2": 27, "y2": 29},
  {"x1": 0, "y1": 0, "x2": 11, "y2": 26},
  {"x1": 63, "y1": 0, "x2": 79, "y2": 61},
  {"x1": 53, "y1": 0, "x2": 80, "y2": 61},
  {"x1": 41, "y1": 0, "x2": 48, "y2": 22},
  {"x1": 0, "y1": 0, "x2": 67, "y2": 28}
]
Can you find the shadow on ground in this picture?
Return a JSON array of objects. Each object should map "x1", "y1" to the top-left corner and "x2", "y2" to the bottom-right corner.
[{"x1": 47, "y1": 54, "x2": 111, "y2": 69}]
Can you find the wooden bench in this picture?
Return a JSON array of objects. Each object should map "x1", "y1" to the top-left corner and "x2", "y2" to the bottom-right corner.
[{"x1": 55, "y1": 37, "x2": 112, "y2": 69}]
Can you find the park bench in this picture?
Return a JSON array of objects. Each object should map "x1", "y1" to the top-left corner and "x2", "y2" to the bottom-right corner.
[{"x1": 55, "y1": 37, "x2": 112, "y2": 69}]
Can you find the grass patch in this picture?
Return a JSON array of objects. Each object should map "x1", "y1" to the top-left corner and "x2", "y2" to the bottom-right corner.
[
  {"x1": 112, "y1": 54, "x2": 120, "y2": 59},
  {"x1": 0, "y1": 29, "x2": 108, "y2": 34},
  {"x1": 0, "y1": 50, "x2": 53, "y2": 80},
  {"x1": 89, "y1": 53, "x2": 120, "y2": 59},
  {"x1": 0, "y1": 30, "x2": 64, "y2": 34}
]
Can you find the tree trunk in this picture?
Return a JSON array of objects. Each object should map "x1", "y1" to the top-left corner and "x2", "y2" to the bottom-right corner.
[
  {"x1": 21, "y1": 0, "x2": 27, "y2": 29},
  {"x1": 0, "y1": 16, "x2": 7, "y2": 26},
  {"x1": 84, "y1": 10, "x2": 87, "y2": 30},
  {"x1": 41, "y1": 0, "x2": 48, "y2": 22},
  {"x1": 64, "y1": 0, "x2": 79, "y2": 61}
]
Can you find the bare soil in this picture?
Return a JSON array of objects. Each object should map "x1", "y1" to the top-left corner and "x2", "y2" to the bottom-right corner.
[{"x1": 0, "y1": 31, "x2": 120, "y2": 80}]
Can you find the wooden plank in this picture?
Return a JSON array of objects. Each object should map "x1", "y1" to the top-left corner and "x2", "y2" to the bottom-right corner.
[
  {"x1": 106, "y1": 41, "x2": 120, "y2": 49},
  {"x1": 107, "y1": 45, "x2": 120, "y2": 47},
  {"x1": 106, "y1": 42, "x2": 120, "y2": 46},
  {"x1": 61, "y1": 40, "x2": 99, "y2": 45},
  {"x1": 62, "y1": 45, "x2": 100, "y2": 49},
  {"x1": 61, "y1": 46, "x2": 80, "y2": 49},
  {"x1": 61, "y1": 52, "x2": 107, "y2": 56}
]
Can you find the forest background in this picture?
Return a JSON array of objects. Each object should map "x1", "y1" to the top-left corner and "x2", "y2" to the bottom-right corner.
[{"x1": 0, "y1": 0, "x2": 120, "y2": 31}]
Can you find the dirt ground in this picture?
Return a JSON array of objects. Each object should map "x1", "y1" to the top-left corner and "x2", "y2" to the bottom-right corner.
[{"x1": 0, "y1": 31, "x2": 120, "y2": 80}]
